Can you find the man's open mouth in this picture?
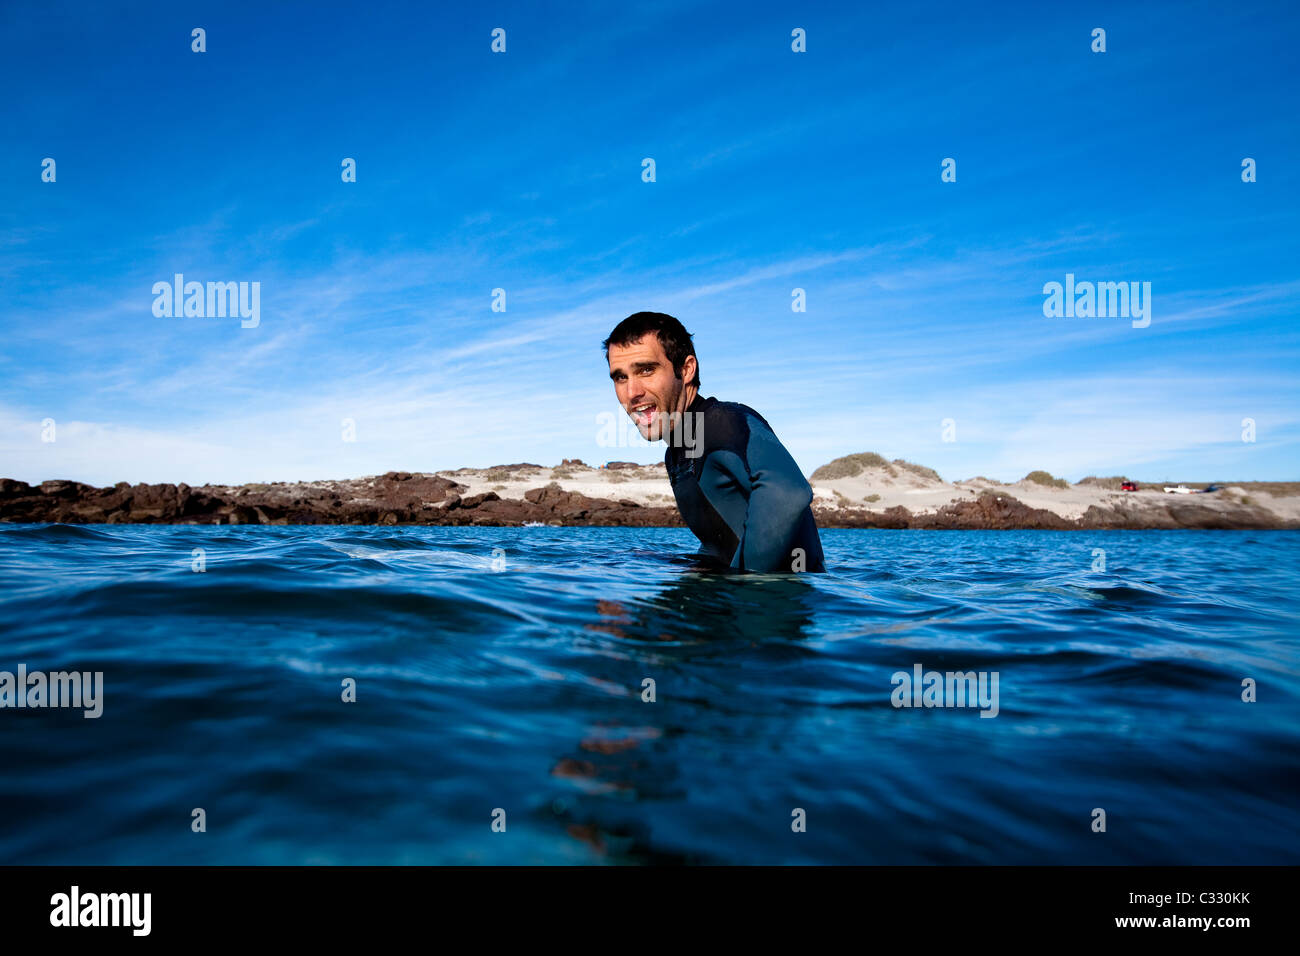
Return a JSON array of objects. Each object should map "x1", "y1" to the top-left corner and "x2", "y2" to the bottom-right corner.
[{"x1": 631, "y1": 403, "x2": 656, "y2": 426}]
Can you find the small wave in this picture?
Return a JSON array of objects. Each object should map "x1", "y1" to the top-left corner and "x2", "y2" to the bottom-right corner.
[
  {"x1": 321, "y1": 540, "x2": 499, "y2": 571},
  {"x1": 0, "y1": 522, "x2": 119, "y2": 542},
  {"x1": 1087, "y1": 582, "x2": 1178, "y2": 606}
]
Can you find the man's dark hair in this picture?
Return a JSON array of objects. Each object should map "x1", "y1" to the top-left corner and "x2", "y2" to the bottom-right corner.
[{"x1": 602, "y1": 311, "x2": 700, "y2": 388}]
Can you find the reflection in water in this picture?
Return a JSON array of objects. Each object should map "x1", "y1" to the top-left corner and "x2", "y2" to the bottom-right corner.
[
  {"x1": 586, "y1": 567, "x2": 820, "y2": 645},
  {"x1": 556, "y1": 568, "x2": 820, "y2": 859}
]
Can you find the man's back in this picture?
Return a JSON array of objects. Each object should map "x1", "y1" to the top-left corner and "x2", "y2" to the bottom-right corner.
[{"x1": 664, "y1": 394, "x2": 826, "y2": 573}]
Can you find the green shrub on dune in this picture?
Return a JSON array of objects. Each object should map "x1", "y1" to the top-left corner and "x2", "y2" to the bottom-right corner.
[
  {"x1": 811, "y1": 452, "x2": 892, "y2": 480},
  {"x1": 1022, "y1": 470, "x2": 1069, "y2": 489},
  {"x1": 812, "y1": 452, "x2": 943, "y2": 482},
  {"x1": 1076, "y1": 475, "x2": 1129, "y2": 489},
  {"x1": 893, "y1": 460, "x2": 942, "y2": 482}
]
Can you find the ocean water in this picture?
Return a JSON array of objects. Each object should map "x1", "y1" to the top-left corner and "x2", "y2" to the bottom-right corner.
[{"x1": 0, "y1": 523, "x2": 1296, "y2": 865}]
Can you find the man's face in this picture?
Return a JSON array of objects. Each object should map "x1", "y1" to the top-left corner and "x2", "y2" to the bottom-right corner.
[{"x1": 607, "y1": 333, "x2": 696, "y2": 442}]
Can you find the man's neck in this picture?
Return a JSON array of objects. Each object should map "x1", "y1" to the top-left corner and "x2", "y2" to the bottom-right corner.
[{"x1": 662, "y1": 384, "x2": 701, "y2": 451}]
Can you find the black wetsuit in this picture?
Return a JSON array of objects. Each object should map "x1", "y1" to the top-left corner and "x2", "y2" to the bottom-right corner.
[{"x1": 664, "y1": 393, "x2": 826, "y2": 573}]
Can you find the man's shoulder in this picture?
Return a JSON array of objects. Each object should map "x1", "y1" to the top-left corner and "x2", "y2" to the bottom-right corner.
[
  {"x1": 694, "y1": 396, "x2": 775, "y2": 458},
  {"x1": 702, "y1": 397, "x2": 777, "y2": 435}
]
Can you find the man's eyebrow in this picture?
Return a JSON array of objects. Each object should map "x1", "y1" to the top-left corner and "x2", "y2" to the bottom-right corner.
[{"x1": 609, "y1": 360, "x2": 659, "y2": 380}]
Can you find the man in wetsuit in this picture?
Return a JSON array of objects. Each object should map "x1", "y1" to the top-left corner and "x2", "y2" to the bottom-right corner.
[{"x1": 603, "y1": 311, "x2": 826, "y2": 573}]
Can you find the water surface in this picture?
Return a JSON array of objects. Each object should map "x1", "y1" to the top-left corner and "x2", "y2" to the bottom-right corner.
[{"x1": 0, "y1": 524, "x2": 1296, "y2": 864}]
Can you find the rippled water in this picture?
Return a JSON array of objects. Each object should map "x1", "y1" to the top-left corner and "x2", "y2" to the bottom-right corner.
[{"x1": 0, "y1": 524, "x2": 1296, "y2": 864}]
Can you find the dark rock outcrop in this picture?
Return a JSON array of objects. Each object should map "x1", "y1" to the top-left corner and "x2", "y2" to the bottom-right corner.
[
  {"x1": 809, "y1": 493, "x2": 1072, "y2": 530},
  {"x1": 808, "y1": 492, "x2": 1296, "y2": 530},
  {"x1": 0, "y1": 472, "x2": 683, "y2": 528},
  {"x1": 0, "y1": 471, "x2": 463, "y2": 526},
  {"x1": 1077, "y1": 497, "x2": 1285, "y2": 530},
  {"x1": 2, "y1": 476, "x2": 1295, "y2": 530}
]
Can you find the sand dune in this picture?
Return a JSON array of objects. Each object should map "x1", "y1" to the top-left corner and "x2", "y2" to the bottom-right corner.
[{"x1": 435, "y1": 454, "x2": 1300, "y2": 529}]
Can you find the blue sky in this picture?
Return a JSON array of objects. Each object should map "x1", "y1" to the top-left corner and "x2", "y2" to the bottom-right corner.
[{"x1": 2, "y1": 0, "x2": 1297, "y2": 486}]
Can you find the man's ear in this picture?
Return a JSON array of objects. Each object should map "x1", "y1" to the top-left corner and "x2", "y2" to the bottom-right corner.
[{"x1": 680, "y1": 354, "x2": 697, "y2": 383}]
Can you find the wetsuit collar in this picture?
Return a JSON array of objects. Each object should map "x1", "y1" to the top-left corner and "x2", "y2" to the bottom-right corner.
[{"x1": 665, "y1": 393, "x2": 707, "y2": 463}]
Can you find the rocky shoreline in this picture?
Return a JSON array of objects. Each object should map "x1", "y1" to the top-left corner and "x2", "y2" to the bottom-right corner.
[{"x1": 3, "y1": 465, "x2": 1297, "y2": 530}]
